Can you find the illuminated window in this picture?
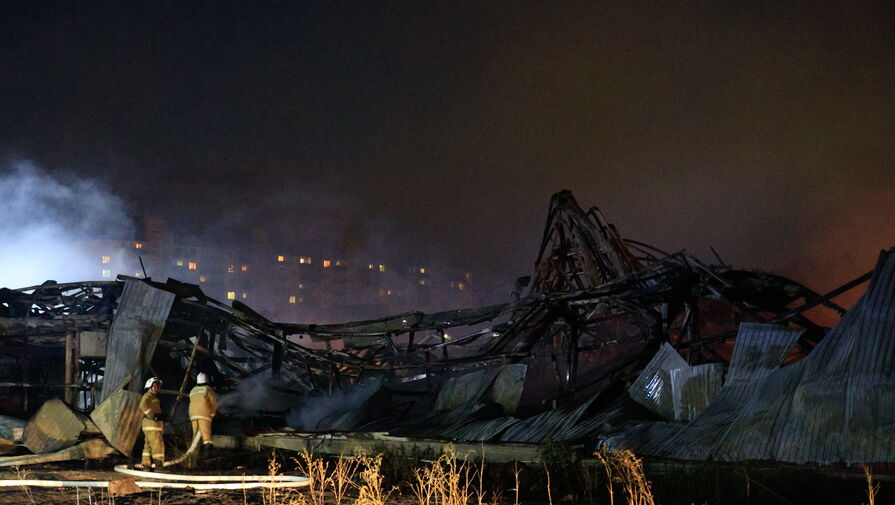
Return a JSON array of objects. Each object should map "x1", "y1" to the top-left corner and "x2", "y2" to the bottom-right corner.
[
  {"x1": 277, "y1": 255, "x2": 285, "y2": 262},
  {"x1": 241, "y1": 292, "x2": 248, "y2": 299},
  {"x1": 176, "y1": 260, "x2": 184, "y2": 267},
  {"x1": 419, "y1": 279, "x2": 427, "y2": 286},
  {"x1": 419, "y1": 267, "x2": 426, "y2": 274},
  {"x1": 226, "y1": 291, "x2": 236, "y2": 300},
  {"x1": 188, "y1": 261, "x2": 197, "y2": 270},
  {"x1": 335, "y1": 260, "x2": 342, "y2": 266},
  {"x1": 323, "y1": 260, "x2": 331, "y2": 268},
  {"x1": 288, "y1": 295, "x2": 296, "y2": 304},
  {"x1": 458, "y1": 283, "x2": 465, "y2": 291},
  {"x1": 101, "y1": 269, "x2": 111, "y2": 278},
  {"x1": 227, "y1": 265, "x2": 235, "y2": 273},
  {"x1": 464, "y1": 272, "x2": 472, "y2": 280},
  {"x1": 379, "y1": 264, "x2": 386, "y2": 272},
  {"x1": 241, "y1": 265, "x2": 248, "y2": 272},
  {"x1": 298, "y1": 283, "x2": 304, "y2": 289},
  {"x1": 101, "y1": 255, "x2": 111, "y2": 264},
  {"x1": 134, "y1": 272, "x2": 143, "y2": 277},
  {"x1": 299, "y1": 257, "x2": 311, "y2": 264},
  {"x1": 368, "y1": 264, "x2": 374, "y2": 270},
  {"x1": 134, "y1": 242, "x2": 143, "y2": 249},
  {"x1": 199, "y1": 275, "x2": 207, "y2": 282},
  {"x1": 387, "y1": 289, "x2": 392, "y2": 295}
]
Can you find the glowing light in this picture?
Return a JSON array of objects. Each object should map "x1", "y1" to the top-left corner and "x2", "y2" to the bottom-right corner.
[
  {"x1": 241, "y1": 292, "x2": 248, "y2": 299},
  {"x1": 288, "y1": 295, "x2": 296, "y2": 304},
  {"x1": 188, "y1": 261, "x2": 197, "y2": 270},
  {"x1": 227, "y1": 265, "x2": 235, "y2": 273},
  {"x1": 226, "y1": 291, "x2": 235, "y2": 300},
  {"x1": 176, "y1": 260, "x2": 184, "y2": 267},
  {"x1": 101, "y1": 269, "x2": 111, "y2": 278},
  {"x1": 101, "y1": 255, "x2": 111, "y2": 264},
  {"x1": 134, "y1": 242, "x2": 143, "y2": 249},
  {"x1": 277, "y1": 255, "x2": 285, "y2": 262},
  {"x1": 323, "y1": 260, "x2": 331, "y2": 268},
  {"x1": 199, "y1": 275, "x2": 207, "y2": 282},
  {"x1": 379, "y1": 264, "x2": 386, "y2": 272},
  {"x1": 241, "y1": 265, "x2": 248, "y2": 272}
]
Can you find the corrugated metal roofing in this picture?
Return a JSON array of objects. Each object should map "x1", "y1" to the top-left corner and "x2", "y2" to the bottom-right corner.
[
  {"x1": 620, "y1": 249, "x2": 895, "y2": 465},
  {"x1": 671, "y1": 363, "x2": 723, "y2": 422},
  {"x1": 99, "y1": 280, "x2": 175, "y2": 402},
  {"x1": 91, "y1": 388, "x2": 143, "y2": 455},
  {"x1": 626, "y1": 322, "x2": 803, "y2": 459},
  {"x1": 627, "y1": 342, "x2": 688, "y2": 419}
]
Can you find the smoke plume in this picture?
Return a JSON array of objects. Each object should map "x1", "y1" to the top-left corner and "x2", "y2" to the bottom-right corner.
[{"x1": 0, "y1": 161, "x2": 133, "y2": 288}]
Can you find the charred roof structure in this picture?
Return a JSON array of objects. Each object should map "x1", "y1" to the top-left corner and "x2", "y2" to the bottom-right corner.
[{"x1": 0, "y1": 190, "x2": 882, "y2": 466}]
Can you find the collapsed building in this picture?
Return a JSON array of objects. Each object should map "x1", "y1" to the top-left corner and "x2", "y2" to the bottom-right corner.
[{"x1": 0, "y1": 190, "x2": 885, "y2": 467}]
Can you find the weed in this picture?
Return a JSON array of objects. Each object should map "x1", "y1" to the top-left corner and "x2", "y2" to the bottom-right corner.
[{"x1": 595, "y1": 446, "x2": 655, "y2": 505}]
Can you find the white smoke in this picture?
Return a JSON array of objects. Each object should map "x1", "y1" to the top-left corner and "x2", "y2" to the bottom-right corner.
[
  {"x1": 0, "y1": 161, "x2": 133, "y2": 288},
  {"x1": 285, "y1": 378, "x2": 383, "y2": 431}
]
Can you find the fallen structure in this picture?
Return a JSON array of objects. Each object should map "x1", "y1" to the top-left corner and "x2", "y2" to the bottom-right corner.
[{"x1": 0, "y1": 190, "x2": 881, "y2": 467}]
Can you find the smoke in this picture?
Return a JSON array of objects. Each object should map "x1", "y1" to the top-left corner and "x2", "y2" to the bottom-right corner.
[
  {"x1": 0, "y1": 161, "x2": 133, "y2": 288},
  {"x1": 216, "y1": 373, "x2": 300, "y2": 414},
  {"x1": 285, "y1": 378, "x2": 383, "y2": 431}
]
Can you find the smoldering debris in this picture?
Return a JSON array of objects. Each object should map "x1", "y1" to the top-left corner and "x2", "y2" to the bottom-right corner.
[{"x1": 0, "y1": 190, "x2": 888, "y2": 468}]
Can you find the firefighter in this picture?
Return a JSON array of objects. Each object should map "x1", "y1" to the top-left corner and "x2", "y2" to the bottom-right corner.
[
  {"x1": 139, "y1": 377, "x2": 165, "y2": 470},
  {"x1": 189, "y1": 372, "x2": 218, "y2": 457}
]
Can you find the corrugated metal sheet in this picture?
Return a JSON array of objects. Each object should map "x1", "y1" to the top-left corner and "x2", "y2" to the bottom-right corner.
[
  {"x1": 670, "y1": 363, "x2": 723, "y2": 422},
  {"x1": 627, "y1": 250, "x2": 895, "y2": 465},
  {"x1": 629, "y1": 323, "x2": 803, "y2": 459},
  {"x1": 22, "y1": 398, "x2": 87, "y2": 453},
  {"x1": 627, "y1": 342, "x2": 688, "y2": 419},
  {"x1": 99, "y1": 280, "x2": 175, "y2": 402},
  {"x1": 499, "y1": 396, "x2": 597, "y2": 443},
  {"x1": 90, "y1": 387, "x2": 143, "y2": 455}
]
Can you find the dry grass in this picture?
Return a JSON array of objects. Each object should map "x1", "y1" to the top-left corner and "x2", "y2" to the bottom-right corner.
[
  {"x1": 595, "y1": 446, "x2": 655, "y2": 505},
  {"x1": 863, "y1": 464, "x2": 879, "y2": 505}
]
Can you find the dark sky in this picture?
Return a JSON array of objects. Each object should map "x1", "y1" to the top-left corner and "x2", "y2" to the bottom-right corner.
[{"x1": 2, "y1": 1, "x2": 894, "y2": 299}]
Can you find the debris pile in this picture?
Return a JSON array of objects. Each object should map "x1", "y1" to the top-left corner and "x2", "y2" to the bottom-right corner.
[{"x1": 0, "y1": 190, "x2": 882, "y2": 466}]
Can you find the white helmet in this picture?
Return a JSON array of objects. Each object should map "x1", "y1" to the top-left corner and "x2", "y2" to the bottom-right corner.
[
  {"x1": 196, "y1": 372, "x2": 208, "y2": 385},
  {"x1": 144, "y1": 377, "x2": 162, "y2": 389}
]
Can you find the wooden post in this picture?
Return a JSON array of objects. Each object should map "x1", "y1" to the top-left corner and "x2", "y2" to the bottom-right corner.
[
  {"x1": 64, "y1": 332, "x2": 79, "y2": 405},
  {"x1": 168, "y1": 335, "x2": 201, "y2": 421}
]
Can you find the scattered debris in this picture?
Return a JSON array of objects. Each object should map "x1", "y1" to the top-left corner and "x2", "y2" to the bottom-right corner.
[{"x1": 0, "y1": 190, "x2": 883, "y2": 467}]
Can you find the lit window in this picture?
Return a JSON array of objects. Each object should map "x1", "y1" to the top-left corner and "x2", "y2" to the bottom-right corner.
[
  {"x1": 241, "y1": 265, "x2": 248, "y2": 272},
  {"x1": 298, "y1": 283, "x2": 304, "y2": 289},
  {"x1": 335, "y1": 260, "x2": 342, "y2": 266},
  {"x1": 419, "y1": 279, "x2": 427, "y2": 286},
  {"x1": 176, "y1": 260, "x2": 184, "y2": 267},
  {"x1": 227, "y1": 291, "x2": 236, "y2": 300},
  {"x1": 368, "y1": 264, "x2": 374, "y2": 270},
  {"x1": 101, "y1": 255, "x2": 111, "y2": 264},
  {"x1": 188, "y1": 261, "x2": 197, "y2": 270},
  {"x1": 134, "y1": 242, "x2": 143, "y2": 249},
  {"x1": 227, "y1": 265, "x2": 235, "y2": 273},
  {"x1": 299, "y1": 257, "x2": 311, "y2": 264},
  {"x1": 419, "y1": 267, "x2": 426, "y2": 274},
  {"x1": 101, "y1": 269, "x2": 111, "y2": 278},
  {"x1": 241, "y1": 292, "x2": 248, "y2": 299},
  {"x1": 134, "y1": 272, "x2": 143, "y2": 277},
  {"x1": 199, "y1": 275, "x2": 207, "y2": 282},
  {"x1": 379, "y1": 264, "x2": 386, "y2": 272},
  {"x1": 464, "y1": 272, "x2": 472, "y2": 280},
  {"x1": 277, "y1": 255, "x2": 285, "y2": 262},
  {"x1": 323, "y1": 260, "x2": 331, "y2": 268},
  {"x1": 288, "y1": 295, "x2": 296, "y2": 304},
  {"x1": 387, "y1": 289, "x2": 392, "y2": 295},
  {"x1": 458, "y1": 283, "x2": 465, "y2": 291}
]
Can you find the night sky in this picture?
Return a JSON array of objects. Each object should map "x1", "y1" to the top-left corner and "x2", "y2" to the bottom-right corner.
[{"x1": 2, "y1": 2, "x2": 894, "y2": 299}]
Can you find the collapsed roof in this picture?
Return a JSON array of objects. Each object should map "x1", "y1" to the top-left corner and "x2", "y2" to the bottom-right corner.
[{"x1": 0, "y1": 190, "x2": 881, "y2": 465}]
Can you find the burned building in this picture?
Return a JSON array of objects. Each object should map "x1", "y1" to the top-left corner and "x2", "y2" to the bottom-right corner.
[{"x1": 0, "y1": 191, "x2": 882, "y2": 467}]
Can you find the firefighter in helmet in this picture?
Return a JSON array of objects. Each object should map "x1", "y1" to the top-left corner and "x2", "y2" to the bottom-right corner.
[
  {"x1": 189, "y1": 372, "x2": 218, "y2": 457},
  {"x1": 139, "y1": 376, "x2": 165, "y2": 469}
]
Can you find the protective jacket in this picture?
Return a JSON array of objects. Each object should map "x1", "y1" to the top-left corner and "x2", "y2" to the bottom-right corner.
[
  {"x1": 139, "y1": 389, "x2": 164, "y2": 465},
  {"x1": 188, "y1": 385, "x2": 218, "y2": 421}
]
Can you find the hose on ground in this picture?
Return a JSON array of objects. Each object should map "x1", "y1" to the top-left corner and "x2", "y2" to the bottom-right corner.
[{"x1": 163, "y1": 430, "x2": 202, "y2": 467}]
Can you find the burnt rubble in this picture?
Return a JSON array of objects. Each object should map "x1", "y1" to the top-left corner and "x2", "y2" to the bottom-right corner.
[{"x1": 0, "y1": 190, "x2": 883, "y2": 465}]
